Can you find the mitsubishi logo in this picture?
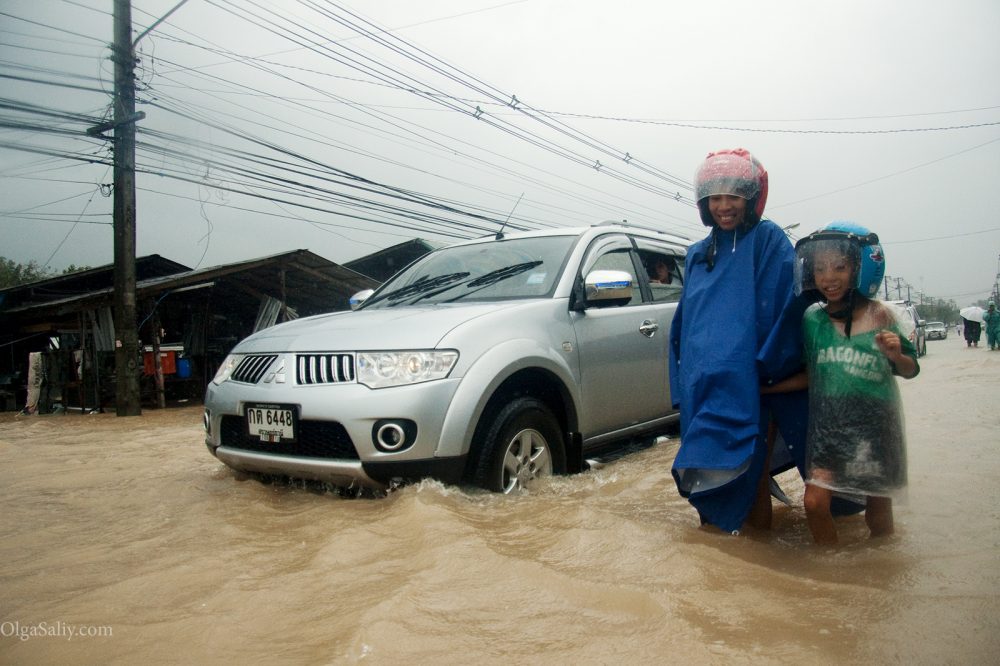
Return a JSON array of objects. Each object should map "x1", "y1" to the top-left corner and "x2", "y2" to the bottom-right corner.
[{"x1": 263, "y1": 360, "x2": 286, "y2": 384}]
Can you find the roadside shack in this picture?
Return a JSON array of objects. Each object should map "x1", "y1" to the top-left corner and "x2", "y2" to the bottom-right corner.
[{"x1": 0, "y1": 249, "x2": 380, "y2": 413}]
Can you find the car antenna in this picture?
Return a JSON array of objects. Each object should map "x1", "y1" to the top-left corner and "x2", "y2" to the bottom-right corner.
[{"x1": 496, "y1": 192, "x2": 524, "y2": 240}]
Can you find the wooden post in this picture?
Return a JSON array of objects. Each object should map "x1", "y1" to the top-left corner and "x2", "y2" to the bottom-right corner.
[
  {"x1": 150, "y1": 306, "x2": 165, "y2": 409},
  {"x1": 78, "y1": 312, "x2": 87, "y2": 412},
  {"x1": 280, "y1": 268, "x2": 287, "y2": 323}
]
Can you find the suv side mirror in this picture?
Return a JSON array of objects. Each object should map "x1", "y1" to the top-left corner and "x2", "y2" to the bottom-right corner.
[
  {"x1": 582, "y1": 269, "x2": 634, "y2": 308},
  {"x1": 918, "y1": 319, "x2": 926, "y2": 327},
  {"x1": 349, "y1": 289, "x2": 375, "y2": 310}
]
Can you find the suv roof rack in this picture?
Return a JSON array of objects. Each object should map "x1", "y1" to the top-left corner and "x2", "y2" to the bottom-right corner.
[{"x1": 593, "y1": 219, "x2": 693, "y2": 242}]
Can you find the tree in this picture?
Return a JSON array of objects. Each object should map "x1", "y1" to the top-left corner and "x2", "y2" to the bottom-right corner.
[
  {"x1": 0, "y1": 257, "x2": 53, "y2": 289},
  {"x1": 915, "y1": 297, "x2": 960, "y2": 325},
  {"x1": 0, "y1": 258, "x2": 91, "y2": 289}
]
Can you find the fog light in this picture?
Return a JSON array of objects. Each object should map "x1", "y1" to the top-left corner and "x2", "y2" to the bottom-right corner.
[
  {"x1": 372, "y1": 419, "x2": 417, "y2": 452},
  {"x1": 377, "y1": 423, "x2": 405, "y2": 450},
  {"x1": 203, "y1": 409, "x2": 211, "y2": 434}
]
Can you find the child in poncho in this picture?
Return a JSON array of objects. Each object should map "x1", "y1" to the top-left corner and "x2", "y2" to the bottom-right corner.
[{"x1": 794, "y1": 223, "x2": 919, "y2": 545}]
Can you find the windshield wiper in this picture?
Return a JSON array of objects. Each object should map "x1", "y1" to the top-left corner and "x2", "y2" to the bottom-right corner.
[
  {"x1": 367, "y1": 261, "x2": 544, "y2": 307},
  {"x1": 363, "y1": 272, "x2": 470, "y2": 307},
  {"x1": 444, "y1": 260, "x2": 543, "y2": 302},
  {"x1": 467, "y1": 261, "x2": 542, "y2": 287}
]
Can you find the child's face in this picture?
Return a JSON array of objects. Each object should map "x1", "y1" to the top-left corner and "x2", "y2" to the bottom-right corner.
[
  {"x1": 707, "y1": 195, "x2": 747, "y2": 231},
  {"x1": 813, "y1": 250, "x2": 853, "y2": 303}
]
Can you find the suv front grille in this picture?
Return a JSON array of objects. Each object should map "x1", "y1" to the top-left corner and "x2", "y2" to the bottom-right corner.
[
  {"x1": 232, "y1": 354, "x2": 277, "y2": 384},
  {"x1": 297, "y1": 353, "x2": 355, "y2": 385},
  {"x1": 220, "y1": 415, "x2": 359, "y2": 459}
]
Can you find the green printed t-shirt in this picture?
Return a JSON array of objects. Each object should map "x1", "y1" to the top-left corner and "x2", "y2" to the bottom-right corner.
[{"x1": 802, "y1": 304, "x2": 918, "y2": 402}]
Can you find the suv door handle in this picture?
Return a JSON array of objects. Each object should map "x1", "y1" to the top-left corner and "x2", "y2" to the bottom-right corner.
[{"x1": 639, "y1": 320, "x2": 659, "y2": 338}]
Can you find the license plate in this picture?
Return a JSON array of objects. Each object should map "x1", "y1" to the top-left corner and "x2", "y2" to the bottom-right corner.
[{"x1": 245, "y1": 403, "x2": 297, "y2": 443}]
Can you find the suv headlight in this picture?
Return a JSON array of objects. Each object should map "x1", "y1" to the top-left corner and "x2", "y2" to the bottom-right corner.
[
  {"x1": 356, "y1": 350, "x2": 458, "y2": 388},
  {"x1": 211, "y1": 353, "x2": 245, "y2": 385}
]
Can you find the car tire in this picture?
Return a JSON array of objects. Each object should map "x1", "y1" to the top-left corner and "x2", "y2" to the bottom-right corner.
[{"x1": 472, "y1": 397, "x2": 565, "y2": 493}]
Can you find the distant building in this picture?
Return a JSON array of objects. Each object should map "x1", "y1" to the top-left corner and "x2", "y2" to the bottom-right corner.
[
  {"x1": 0, "y1": 240, "x2": 436, "y2": 413},
  {"x1": 344, "y1": 238, "x2": 439, "y2": 283}
]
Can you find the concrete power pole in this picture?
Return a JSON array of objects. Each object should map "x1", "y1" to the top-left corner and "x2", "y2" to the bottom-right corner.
[{"x1": 112, "y1": 0, "x2": 141, "y2": 415}]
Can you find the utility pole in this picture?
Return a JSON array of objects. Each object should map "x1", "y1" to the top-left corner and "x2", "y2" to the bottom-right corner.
[
  {"x1": 995, "y1": 253, "x2": 1000, "y2": 304},
  {"x1": 89, "y1": 0, "x2": 177, "y2": 414},
  {"x1": 112, "y1": 0, "x2": 140, "y2": 415}
]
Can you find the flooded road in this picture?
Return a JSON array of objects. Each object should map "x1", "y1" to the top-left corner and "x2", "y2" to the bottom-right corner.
[{"x1": 1, "y1": 337, "x2": 997, "y2": 664}]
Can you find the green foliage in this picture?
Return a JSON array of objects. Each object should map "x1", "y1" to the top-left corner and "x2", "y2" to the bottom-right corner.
[
  {"x1": 0, "y1": 257, "x2": 54, "y2": 289},
  {"x1": 0, "y1": 258, "x2": 93, "y2": 289},
  {"x1": 914, "y1": 297, "x2": 960, "y2": 325}
]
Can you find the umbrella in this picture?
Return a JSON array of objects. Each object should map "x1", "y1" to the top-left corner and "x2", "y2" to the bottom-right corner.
[{"x1": 960, "y1": 306, "x2": 985, "y2": 323}]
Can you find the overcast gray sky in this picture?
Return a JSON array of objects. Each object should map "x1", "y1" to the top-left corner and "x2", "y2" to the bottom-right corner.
[{"x1": 2, "y1": 0, "x2": 999, "y2": 305}]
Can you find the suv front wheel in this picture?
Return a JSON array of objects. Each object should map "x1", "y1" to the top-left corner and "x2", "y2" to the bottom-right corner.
[{"x1": 472, "y1": 397, "x2": 565, "y2": 493}]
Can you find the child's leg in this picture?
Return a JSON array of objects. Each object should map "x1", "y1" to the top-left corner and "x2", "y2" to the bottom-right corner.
[
  {"x1": 865, "y1": 496, "x2": 894, "y2": 537},
  {"x1": 746, "y1": 420, "x2": 776, "y2": 530},
  {"x1": 803, "y1": 478, "x2": 837, "y2": 545}
]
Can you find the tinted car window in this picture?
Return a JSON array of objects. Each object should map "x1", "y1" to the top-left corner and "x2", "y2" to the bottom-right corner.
[{"x1": 634, "y1": 239, "x2": 684, "y2": 303}]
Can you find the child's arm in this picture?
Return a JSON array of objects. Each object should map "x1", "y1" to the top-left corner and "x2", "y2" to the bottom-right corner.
[
  {"x1": 875, "y1": 330, "x2": 918, "y2": 378},
  {"x1": 760, "y1": 370, "x2": 808, "y2": 394}
]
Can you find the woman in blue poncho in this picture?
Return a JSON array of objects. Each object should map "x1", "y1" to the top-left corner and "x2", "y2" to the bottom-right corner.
[{"x1": 669, "y1": 148, "x2": 806, "y2": 534}]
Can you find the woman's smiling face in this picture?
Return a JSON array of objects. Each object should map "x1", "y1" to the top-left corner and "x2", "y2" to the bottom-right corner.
[{"x1": 707, "y1": 194, "x2": 747, "y2": 231}]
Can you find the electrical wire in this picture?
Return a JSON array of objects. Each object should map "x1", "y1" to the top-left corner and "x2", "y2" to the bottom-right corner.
[
  {"x1": 131, "y1": 22, "x2": 696, "y2": 233},
  {"x1": 196, "y1": 0, "x2": 695, "y2": 203}
]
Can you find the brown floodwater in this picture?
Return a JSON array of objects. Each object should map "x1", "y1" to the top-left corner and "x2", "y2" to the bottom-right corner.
[{"x1": 1, "y1": 337, "x2": 997, "y2": 664}]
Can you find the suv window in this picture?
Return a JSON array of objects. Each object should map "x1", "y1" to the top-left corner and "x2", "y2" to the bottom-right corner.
[{"x1": 634, "y1": 238, "x2": 685, "y2": 303}]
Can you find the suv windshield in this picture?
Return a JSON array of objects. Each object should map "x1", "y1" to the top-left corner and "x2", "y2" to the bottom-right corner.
[{"x1": 362, "y1": 236, "x2": 576, "y2": 308}]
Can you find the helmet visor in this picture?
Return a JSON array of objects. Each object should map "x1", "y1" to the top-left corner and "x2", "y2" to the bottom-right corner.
[{"x1": 794, "y1": 236, "x2": 860, "y2": 297}]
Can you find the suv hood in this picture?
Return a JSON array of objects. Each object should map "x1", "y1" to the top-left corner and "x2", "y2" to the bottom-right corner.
[{"x1": 234, "y1": 302, "x2": 528, "y2": 353}]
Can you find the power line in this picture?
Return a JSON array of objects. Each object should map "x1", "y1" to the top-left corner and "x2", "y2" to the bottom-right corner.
[
  {"x1": 1, "y1": 214, "x2": 110, "y2": 225},
  {"x1": 507, "y1": 107, "x2": 1000, "y2": 134},
  {"x1": 0, "y1": 10, "x2": 108, "y2": 44},
  {"x1": 195, "y1": 0, "x2": 695, "y2": 204},
  {"x1": 882, "y1": 227, "x2": 1000, "y2": 246},
  {"x1": 139, "y1": 1, "x2": 693, "y2": 235},
  {"x1": 138, "y1": 47, "x2": 692, "y2": 231},
  {"x1": 771, "y1": 135, "x2": 1000, "y2": 210},
  {"x1": 42, "y1": 171, "x2": 112, "y2": 268},
  {"x1": 124, "y1": 0, "x2": 702, "y2": 231}
]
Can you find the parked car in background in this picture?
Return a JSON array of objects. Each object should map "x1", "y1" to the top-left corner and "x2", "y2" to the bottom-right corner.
[
  {"x1": 887, "y1": 300, "x2": 927, "y2": 357},
  {"x1": 204, "y1": 222, "x2": 689, "y2": 494},
  {"x1": 925, "y1": 321, "x2": 948, "y2": 340}
]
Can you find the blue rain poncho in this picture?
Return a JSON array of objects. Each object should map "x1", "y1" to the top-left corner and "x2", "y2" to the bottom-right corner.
[{"x1": 669, "y1": 219, "x2": 806, "y2": 533}]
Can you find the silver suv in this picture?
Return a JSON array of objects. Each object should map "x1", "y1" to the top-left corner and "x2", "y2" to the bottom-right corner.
[
  {"x1": 888, "y1": 300, "x2": 927, "y2": 357},
  {"x1": 203, "y1": 223, "x2": 687, "y2": 493}
]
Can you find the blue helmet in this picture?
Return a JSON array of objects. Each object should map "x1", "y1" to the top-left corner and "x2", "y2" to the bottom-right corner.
[{"x1": 794, "y1": 221, "x2": 885, "y2": 299}]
